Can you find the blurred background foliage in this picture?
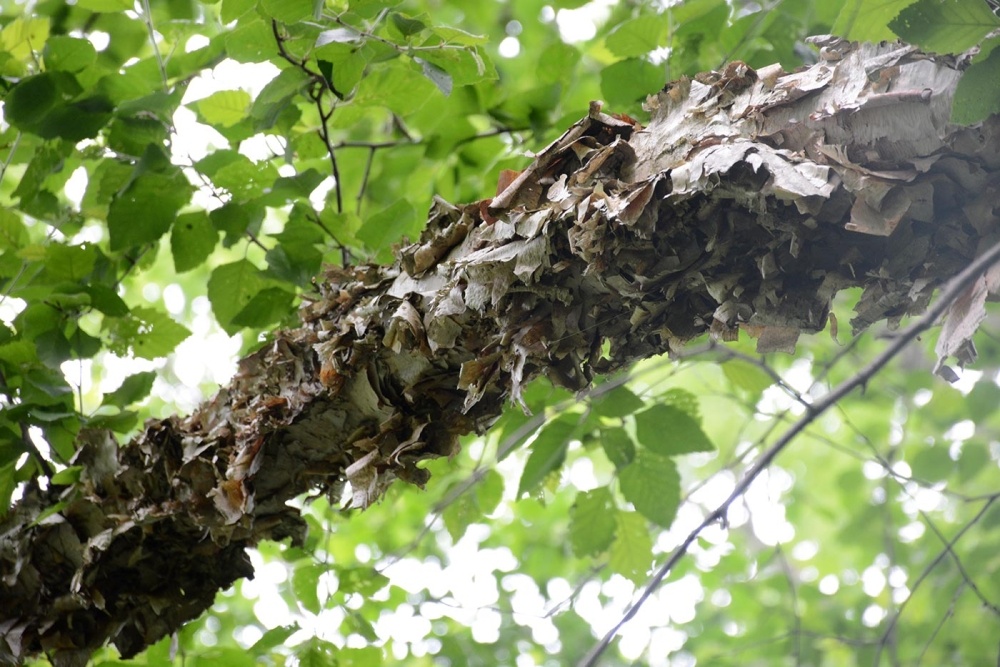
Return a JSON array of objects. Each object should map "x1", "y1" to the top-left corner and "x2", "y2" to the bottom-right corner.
[{"x1": 2, "y1": 0, "x2": 1000, "y2": 664}]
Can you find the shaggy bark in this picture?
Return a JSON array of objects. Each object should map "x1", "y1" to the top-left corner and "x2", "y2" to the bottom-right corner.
[{"x1": 3, "y1": 37, "x2": 1000, "y2": 665}]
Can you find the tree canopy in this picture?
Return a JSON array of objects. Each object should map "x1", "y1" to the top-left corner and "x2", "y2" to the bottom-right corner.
[{"x1": 3, "y1": 0, "x2": 1000, "y2": 665}]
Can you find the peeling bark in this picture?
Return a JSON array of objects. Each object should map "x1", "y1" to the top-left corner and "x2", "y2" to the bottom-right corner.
[{"x1": 3, "y1": 37, "x2": 1000, "y2": 665}]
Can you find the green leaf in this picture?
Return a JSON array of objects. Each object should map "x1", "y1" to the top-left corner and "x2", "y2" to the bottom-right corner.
[
  {"x1": 722, "y1": 359, "x2": 774, "y2": 401},
  {"x1": 0, "y1": 340, "x2": 37, "y2": 365},
  {"x1": 291, "y1": 561, "x2": 324, "y2": 614},
  {"x1": 225, "y1": 19, "x2": 276, "y2": 63},
  {"x1": 516, "y1": 414, "x2": 577, "y2": 497},
  {"x1": 200, "y1": 152, "x2": 279, "y2": 201},
  {"x1": 442, "y1": 492, "x2": 478, "y2": 542},
  {"x1": 314, "y1": 43, "x2": 368, "y2": 98},
  {"x1": 569, "y1": 487, "x2": 617, "y2": 557},
  {"x1": 605, "y1": 15, "x2": 669, "y2": 58},
  {"x1": 296, "y1": 638, "x2": 338, "y2": 667},
  {"x1": 209, "y1": 200, "x2": 265, "y2": 244},
  {"x1": 952, "y1": 46, "x2": 1000, "y2": 125},
  {"x1": 591, "y1": 386, "x2": 645, "y2": 418},
  {"x1": 4, "y1": 72, "x2": 112, "y2": 141},
  {"x1": 44, "y1": 244, "x2": 96, "y2": 282},
  {"x1": 207, "y1": 260, "x2": 274, "y2": 334},
  {"x1": 231, "y1": 287, "x2": 297, "y2": 328},
  {"x1": 41, "y1": 416, "x2": 80, "y2": 462},
  {"x1": 251, "y1": 625, "x2": 299, "y2": 653},
  {"x1": 265, "y1": 243, "x2": 322, "y2": 287},
  {"x1": 76, "y1": 0, "x2": 133, "y2": 11},
  {"x1": 414, "y1": 57, "x2": 452, "y2": 96},
  {"x1": 967, "y1": 380, "x2": 1000, "y2": 422},
  {"x1": 619, "y1": 452, "x2": 680, "y2": 528},
  {"x1": 477, "y1": 468, "x2": 504, "y2": 515},
  {"x1": 50, "y1": 466, "x2": 83, "y2": 485},
  {"x1": 601, "y1": 427, "x2": 636, "y2": 470},
  {"x1": 43, "y1": 36, "x2": 97, "y2": 72},
  {"x1": 417, "y1": 46, "x2": 495, "y2": 87},
  {"x1": 0, "y1": 462, "x2": 16, "y2": 516},
  {"x1": 909, "y1": 445, "x2": 953, "y2": 483},
  {"x1": 171, "y1": 212, "x2": 218, "y2": 273},
  {"x1": 957, "y1": 442, "x2": 990, "y2": 483},
  {"x1": 85, "y1": 285, "x2": 129, "y2": 317},
  {"x1": 108, "y1": 117, "x2": 171, "y2": 157},
  {"x1": 86, "y1": 411, "x2": 139, "y2": 434},
  {"x1": 338, "y1": 646, "x2": 383, "y2": 666},
  {"x1": 261, "y1": 0, "x2": 315, "y2": 23},
  {"x1": 1, "y1": 17, "x2": 50, "y2": 60},
  {"x1": 600, "y1": 59, "x2": 665, "y2": 108},
  {"x1": 634, "y1": 404, "x2": 714, "y2": 456},
  {"x1": 356, "y1": 200, "x2": 416, "y2": 259},
  {"x1": 108, "y1": 306, "x2": 192, "y2": 359},
  {"x1": 101, "y1": 371, "x2": 156, "y2": 408},
  {"x1": 337, "y1": 566, "x2": 389, "y2": 596},
  {"x1": 443, "y1": 469, "x2": 504, "y2": 542},
  {"x1": 391, "y1": 12, "x2": 427, "y2": 37},
  {"x1": 0, "y1": 209, "x2": 28, "y2": 250},
  {"x1": 221, "y1": 0, "x2": 257, "y2": 22},
  {"x1": 890, "y1": 0, "x2": 1000, "y2": 54},
  {"x1": 832, "y1": 0, "x2": 918, "y2": 42},
  {"x1": 251, "y1": 67, "x2": 310, "y2": 131},
  {"x1": 608, "y1": 510, "x2": 653, "y2": 584},
  {"x1": 538, "y1": 42, "x2": 580, "y2": 85},
  {"x1": 195, "y1": 89, "x2": 252, "y2": 128},
  {"x1": 108, "y1": 151, "x2": 192, "y2": 251},
  {"x1": 261, "y1": 168, "x2": 326, "y2": 205},
  {"x1": 354, "y1": 61, "x2": 437, "y2": 116}
]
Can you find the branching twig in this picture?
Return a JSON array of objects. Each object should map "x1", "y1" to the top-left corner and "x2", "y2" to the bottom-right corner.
[
  {"x1": 579, "y1": 238, "x2": 1000, "y2": 667},
  {"x1": 917, "y1": 508, "x2": 1000, "y2": 616},
  {"x1": 775, "y1": 543, "x2": 803, "y2": 666},
  {"x1": 915, "y1": 583, "x2": 964, "y2": 666},
  {"x1": 874, "y1": 494, "x2": 1000, "y2": 665},
  {"x1": 271, "y1": 20, "x2": 344, "y2": 214}
]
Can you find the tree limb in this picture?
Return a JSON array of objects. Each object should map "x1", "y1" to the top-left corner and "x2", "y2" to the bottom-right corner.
[{"x1": 3, "y1": 38, "x2": 1000, "y2": 665}]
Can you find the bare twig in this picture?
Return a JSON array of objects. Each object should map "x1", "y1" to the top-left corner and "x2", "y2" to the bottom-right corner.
[
  {"x1": 140, "y1": 0, "x2": 169, "y2": 90},
  {"x1": 579, "y1": 238, "x2": 1000, "y2": 667},
  {"x1": 874, "y1": 494, "x2": 1000, "y2": 665},
  {"x1": 356, "y1": 147, "x2": 375, "y2": 215},
  {"x1": 775, "y1": 544, "x2": 803, "y2": 666},
  {"x1": 915, "y1": 583, "x2": 964, "y2": 666}
]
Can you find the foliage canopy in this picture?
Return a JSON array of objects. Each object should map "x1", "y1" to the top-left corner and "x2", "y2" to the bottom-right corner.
[{"x1": 2, "y1": 0, "x2": 1000, "y2": 665}]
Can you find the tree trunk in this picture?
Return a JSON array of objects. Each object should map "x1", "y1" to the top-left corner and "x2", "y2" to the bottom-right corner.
[{"x1": 2, "y1": 37, "x2": 999, "y2": 666}]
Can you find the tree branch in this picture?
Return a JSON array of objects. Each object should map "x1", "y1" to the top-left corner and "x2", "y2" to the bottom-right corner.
[
  {"x1": 4, "y1": 39, "x2": 1000, "y2": 666},
  {"x1": 579, "y1": 238, "x2": 1000, "y2": 666}
]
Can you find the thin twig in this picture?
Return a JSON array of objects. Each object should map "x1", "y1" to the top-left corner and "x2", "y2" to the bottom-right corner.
[
  {"x1": 917, "y1": 508, "x2": 1000, "y2": 615},
  {"x1": 140, "y1": 0, "x2": 169, "y2": 90},
  {"x1": 356, "y1": 147, "x2": 376, "y2": 215},
  {"x1": 874, "y1": 494, "x2": 1000, "y2": 665},
  {"x1": 915, "y1": 583, "x2": 964, "y2": 666},
  {"x1": 271, "y1": 20, "x2": 344, "y2": 213},
  {"x1": 775, "y1": 544, "x2": 802, "y2": 666},
  {"x1": 579, "y1": 237, "x2": 1000, "y2": 667},
  {"x1": 0, "y1": 131, "x2": 21, "y2": 184}
]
